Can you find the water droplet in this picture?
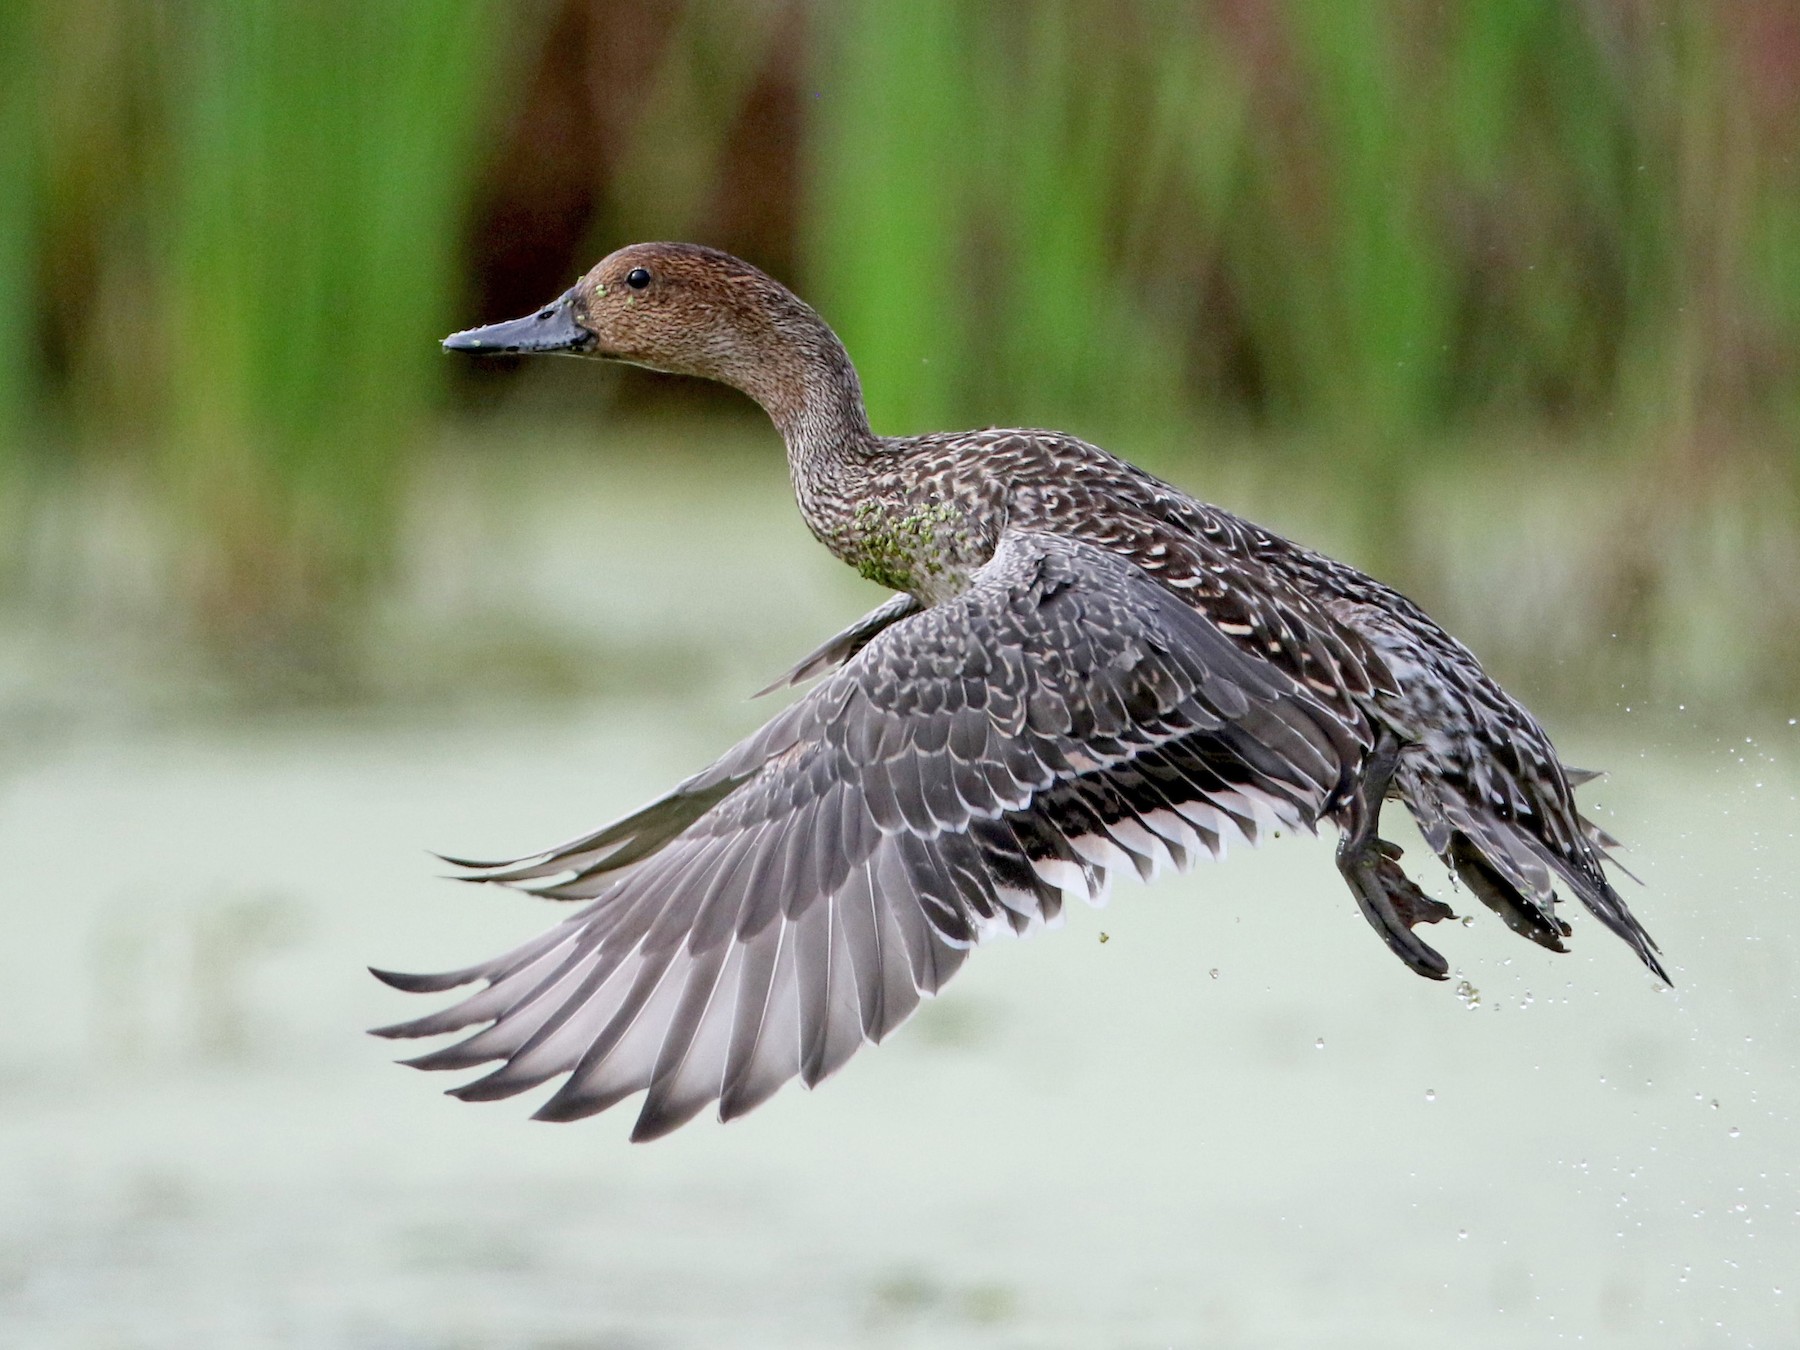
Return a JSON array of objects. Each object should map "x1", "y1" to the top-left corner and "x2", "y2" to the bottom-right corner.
[
  {"x1": 1729, "y1": 1126, "x2": 1741, "y2": 1139},
  {"x1": 1424, "y1": 1089, "x2": 1437, "y2": 1103},
  {"x1": 1454, "y1": 979, "x2": 1482, "y2": 1010},
  {"x1": 1459, "y1": 915, "x2": 1474, "y2": 928},
  {"x1": 1314, "y1": 1037, "x2": 1325, "y2": 1051},
  {"x1": 1457, "y1": 1228, "x2": 1470, "y2": 1241},
  {"x1": 1208, "y1": 968, "x2": 1219, "y2": 980}
]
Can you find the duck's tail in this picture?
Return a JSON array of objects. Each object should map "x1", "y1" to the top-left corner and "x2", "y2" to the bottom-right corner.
[{"x1": 1400, "y1": 764, "x2": 1669, "y2": 984}]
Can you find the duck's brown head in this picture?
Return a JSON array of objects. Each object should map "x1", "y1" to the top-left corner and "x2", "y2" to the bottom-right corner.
[{"x1": 444, "y1": 242, "x2": 861, "y2": 437}]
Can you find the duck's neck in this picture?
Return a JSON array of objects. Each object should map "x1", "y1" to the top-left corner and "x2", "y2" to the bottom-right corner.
[
  {"x1": 730, "y1": 304, "x2": 878, "y2": 540},
  {"x1": 768, "y1": 349, "x2": 875, "y2": 484}
]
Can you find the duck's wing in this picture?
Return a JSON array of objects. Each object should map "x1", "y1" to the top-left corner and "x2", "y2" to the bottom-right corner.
[
  {"x1": 371, "y1": 531, "x2": 1372, "y2": 1141},
  {"x1": 751, "y1": 592, "x2": 922, "y2": 697}
]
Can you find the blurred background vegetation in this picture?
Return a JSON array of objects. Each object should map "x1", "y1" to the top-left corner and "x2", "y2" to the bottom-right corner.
[{"x1": 2, "y1": 0, "x2": 1797, "y2": 711}]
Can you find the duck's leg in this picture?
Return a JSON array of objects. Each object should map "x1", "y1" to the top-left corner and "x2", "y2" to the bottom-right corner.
[{"x1": 1336, "y1": 730, "x2": 1455, "y2": 980}]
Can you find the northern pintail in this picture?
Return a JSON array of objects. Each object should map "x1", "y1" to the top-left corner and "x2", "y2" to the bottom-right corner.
[{"x1": 374, "y1": 242, "x2": 1666, "y2": 1140}]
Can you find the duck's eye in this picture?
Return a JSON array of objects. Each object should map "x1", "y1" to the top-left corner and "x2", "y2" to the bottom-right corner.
[{"x1": 626, "y1": 267, "x2": 652, "y2": 291}]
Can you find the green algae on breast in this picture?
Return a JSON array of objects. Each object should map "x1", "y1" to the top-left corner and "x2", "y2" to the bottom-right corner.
[{"x1": 848, "y1": 500, "x2": 965, "y2": 592}]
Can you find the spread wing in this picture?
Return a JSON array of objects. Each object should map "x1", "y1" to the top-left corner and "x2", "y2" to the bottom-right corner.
[{"x1": 371, "y1": 532, "x2": 1372, "y2": 1140}]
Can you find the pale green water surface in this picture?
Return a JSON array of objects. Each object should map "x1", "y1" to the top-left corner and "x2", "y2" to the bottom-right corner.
[{"x1": 2, "y1": 444, "x2": 1797, "y2": 1348}]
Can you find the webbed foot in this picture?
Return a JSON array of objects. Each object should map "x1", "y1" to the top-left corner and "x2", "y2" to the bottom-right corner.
[{"x1": 1340, "y1": 838, "x2": 1454, "y2": 980}]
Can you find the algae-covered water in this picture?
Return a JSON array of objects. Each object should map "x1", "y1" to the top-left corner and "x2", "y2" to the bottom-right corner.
[{"x1": 2, "y1": 446, "x2": 1797, "y2": 1348}]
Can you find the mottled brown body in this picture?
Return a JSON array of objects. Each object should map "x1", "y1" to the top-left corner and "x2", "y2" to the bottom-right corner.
[{"x1": 804, "y1": 423, "x2": 1616, "y2": 948}]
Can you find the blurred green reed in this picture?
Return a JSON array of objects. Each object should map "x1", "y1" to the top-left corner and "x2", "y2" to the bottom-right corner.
[
  {"x1": 804, "y1": 0, "x2": 1798, "y2": 580},
  {"x1": 608, "y1": 3, "x2": 796, "y2": 243},
  {"x1": 811, "y1": 1, "x2": 1796, "y2": 437},
  {"x1": 156, "y1": 1, "x2": 499, "y2": 645},
  {"x1": 808, "y1": 0, "x2": 974, "y2": 434},
  {"x1": 8, "y1": 0, "x2": 1799, "y2": 660},
  {"x1": 0, "y1": 2, "x2": 46, "y2": 586},
  {"x1": 0, "y1": 2, "x2": 38, "y2": 455},
  {"x1": 9, "y1": 1, "x2": 498, "y2": 652}
]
